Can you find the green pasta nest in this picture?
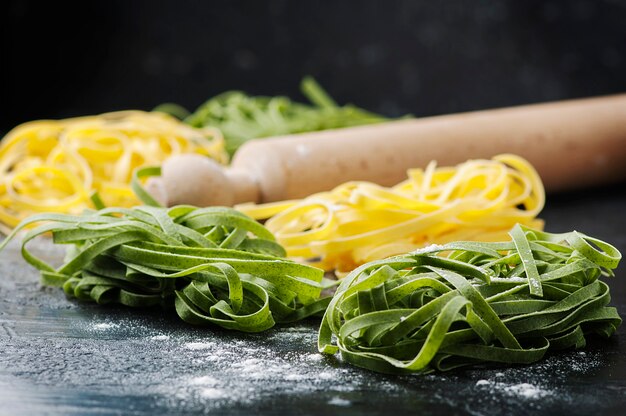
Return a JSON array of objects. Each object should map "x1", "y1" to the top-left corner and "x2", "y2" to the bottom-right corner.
[
  {"x1": 1, "y1": 206, "x2": 328, "y2": 332},
  {"x1": 157, "y1": 77, "x2": 389, "y2": 156},
  {"x1": 318, "y1": 224, "x2": 622, "y2": 374}
]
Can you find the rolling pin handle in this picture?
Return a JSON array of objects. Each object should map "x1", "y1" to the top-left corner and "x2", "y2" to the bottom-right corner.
[{"x1": 156, "y1": 154, "x2": 260, "y2": 207}]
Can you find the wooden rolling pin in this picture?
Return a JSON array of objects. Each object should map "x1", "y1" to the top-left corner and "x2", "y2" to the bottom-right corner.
[{"x1": 147, "y1": 94, "x2": 626, "y2": 207}]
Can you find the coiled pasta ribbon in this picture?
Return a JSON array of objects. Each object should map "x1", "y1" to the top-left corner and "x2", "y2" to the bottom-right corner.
[
  {"x1": 238, "y1": 154, "x2": 545, "y2": 274},
  {"x1": 0, "y1": 111, "x2": 228, "y2": 233},
  {"x1": 0, "y1": 205, "x2": 328, "y2": 332},
  {"x1": 180, "y1": 77, "x2": 389, "y2": 156},
  {"x1": 319, "y1": 224, "x2": 622, "y2": 374}
]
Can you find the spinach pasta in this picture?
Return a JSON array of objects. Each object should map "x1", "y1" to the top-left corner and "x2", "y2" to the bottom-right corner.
[
  {"x1": 318, "y1": 225, "x2": 621, "y2": 374},
  {"x1": 0, "y1": 205, "x2": 328, "y2": 332}
]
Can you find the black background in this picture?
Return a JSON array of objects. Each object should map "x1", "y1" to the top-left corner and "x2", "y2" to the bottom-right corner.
[{"x1": 2, "y1": 0, "x2": 626, "y2": 133}]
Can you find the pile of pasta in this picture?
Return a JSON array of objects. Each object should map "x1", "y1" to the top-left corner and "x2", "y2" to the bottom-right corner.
[
  {"x1": 0, "y1": 111, "x2": 227, "y2": 233},
  {"x1": 238, "y1": 154, "x2": 545, "y2": 274}
]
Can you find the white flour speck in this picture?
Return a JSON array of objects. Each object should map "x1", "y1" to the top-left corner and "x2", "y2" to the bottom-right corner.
[
  {"x1": 169, "y1": 327, "x2": 390, "y2": 409},
  {"x1": 328, "y1": 397, "x2": 351, "y2": 407},
  {"x1": 305, "y1": 353, "x2": 323, "y2": 362},
  {"x1": 490, "y1": 276, "x2": 528, "y2": 283},
  {"x1": 185, "y1": 342, "x2": 215, "y2": 350},
  {"x1": 92, "y1": 322, "x2": 118, "y2": 330},
  {"x1": 200, "y1": 388, "x2": 227, "y2": 399},
  {"x1": 317, "y1": 371, "x2": 335, "y2": 380},
  {"x1": 150, "y1": 335, "x2": 170, "y2": 341},
  {"x1": 190, "y1": 376, "x2": 219, "y2": 386},
  {"x1": 414, "y1": 244, "x2": 444, "y2": 254},
  {"x1": 476, "y1": 378, "x2": 552, "y2": 400},
  {"x1": 284, "y1": 373, "x2": 307, "y2": 381},
  {"x1": 504, "y1": 383, "x2": 551, "y2": 399}
]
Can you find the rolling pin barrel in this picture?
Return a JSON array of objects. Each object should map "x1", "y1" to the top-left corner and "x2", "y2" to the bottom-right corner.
[{"x1": 154, "y1": 94, "x2": 626, "y2": 207}]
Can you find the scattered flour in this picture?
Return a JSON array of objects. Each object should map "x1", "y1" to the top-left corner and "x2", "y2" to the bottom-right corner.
[
  {"x1": 150, "y1": 335, "x2": 170, "y2": 341},
  {"x1": 475, "y1": 379, "x2": 551, "y2": 400},
  {"x1": 504, "y1": 383, "x2": 551, "y2": 399},
  {"x1": 164, "y1": 326, "x2": 383, "y2": 410},
  {"x1": 199, "y1": 388, "x2": 228, "y2": 399},
  {"x1": 91, "y1": 322, "x2": 118, "y2": 331},
  {"x1": 284, "y1": 373, "x2": 307, "y2": 381},
  {"x1": 328, "y1": 397, "x2": 352, "y2": 407},
  {"x1": 189, "y1": 376, "x2": 220, "y2": 386},
  {"x1": 304, "y1": 353, "x2": 324, "y2": 363},
  {"x1": 185, "y1": 342, "x2": 216, "y2": 350},
  {"x1": 317, "y1": 371, "x2": 335, "y2": 380},
  {"x1": 157, "y1": 324, "x2": 602, "y2": 412},
  {"x1": 490, "y1": 276, "x2": 528, "y2": 283},
  {"x1": 413, "y1": 244, "x2": 445, "y2": 254}
]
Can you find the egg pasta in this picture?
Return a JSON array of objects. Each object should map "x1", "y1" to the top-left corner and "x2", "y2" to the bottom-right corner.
[
  {"x1": 238, "y1": 155, "x2": 545, "y2": 274},
  {"x1": 0, "y1": 111, "x2": 227, "y2": 233}
]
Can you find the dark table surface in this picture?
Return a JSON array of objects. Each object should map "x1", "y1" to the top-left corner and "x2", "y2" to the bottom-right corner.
[{"x1": 1, "y1": 186, "x2": 625, "y2": 416}]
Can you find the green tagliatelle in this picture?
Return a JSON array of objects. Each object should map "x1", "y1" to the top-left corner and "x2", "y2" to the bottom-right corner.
[
  {"x1": 156, "y1": 77, "x2": 390, "y2": 156},
  {"x1": 318, "y1": 224, "x2": 622, "y2": 374},
  {"x1": 0, "y1": 205, "x2": 330, "y2": 332}
]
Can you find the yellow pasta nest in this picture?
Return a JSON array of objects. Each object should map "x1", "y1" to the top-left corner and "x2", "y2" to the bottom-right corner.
[
  {"x1": 0, "y1": 111, "x2": 227, "y2": 233},
  {"x1": 238, "y1": 154, "x2": 545, "y2": 274}
]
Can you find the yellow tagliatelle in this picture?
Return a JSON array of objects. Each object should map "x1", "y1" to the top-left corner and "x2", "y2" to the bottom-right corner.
[
  {"x1": 0, "y1": 111, "x2": 227, "y2": 233},
  {"x1": 237, "y1": 154, "x2": 545, "y2": 274}
]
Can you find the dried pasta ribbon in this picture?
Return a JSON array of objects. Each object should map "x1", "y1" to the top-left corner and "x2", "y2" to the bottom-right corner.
[
  {"x1": 182, "y1": 76, "x2": 388, "y2": 155},
  {"x1": 318, "y1": 225, "x2": 622, "y2": 374},
  {"x1": 238, "y1": 154, "x2": 546, "y2": 274},
  {"x1": 0, "y1": 205, "x2": 329, "y2": 332},
  {"x1": 0, "y1": 111, "x2": 228, "y2": 233}
]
